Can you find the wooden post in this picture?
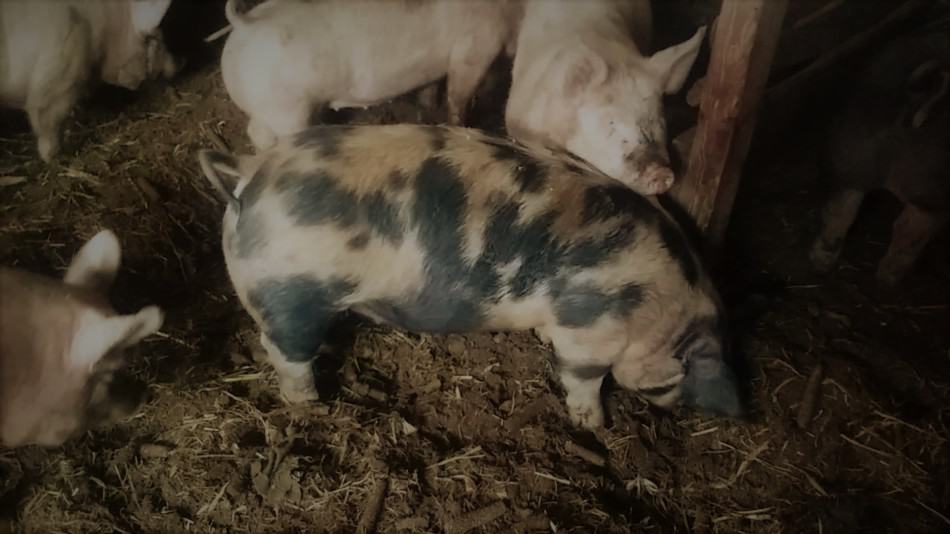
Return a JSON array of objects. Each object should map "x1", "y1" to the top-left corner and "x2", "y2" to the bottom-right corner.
[{"x1": 668, "y1": 0, "x2": 788, "y2": 253}]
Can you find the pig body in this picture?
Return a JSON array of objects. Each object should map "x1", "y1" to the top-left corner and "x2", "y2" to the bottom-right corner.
[
  {"x1": 220, "y1": 0, "x2": 517, "y2": 150},
  {"x1": 0, "y1": 0, "x2": 178, "y2": 162},
  {"x1": 199, "y1": 124, "x2": 743, "y2": 429},
  {"x1": 505, "y1": 0, "x2": 706, "y2": 195},
  {"x1": 810, "y1": 34, "x2": 950, "y2": 285},
  {"x1": 0, "y1": 230, "x2": 164, "y2": 448}
]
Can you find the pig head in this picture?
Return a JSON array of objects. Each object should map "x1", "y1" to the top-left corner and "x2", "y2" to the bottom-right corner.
[
  {"x1": 0, "y1": 230, "x2": 164, "y2": 448},
  {"x1": 506, "y1": 0, "x2": 706, "y2": 195},
  {"x1": 96, "y1": 0, "x2": 179, "y2": 89}
]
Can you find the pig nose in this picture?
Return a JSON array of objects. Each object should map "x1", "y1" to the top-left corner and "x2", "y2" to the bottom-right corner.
[{"x1": 639, "y1": 163, "x2": 675, "y2": 195}]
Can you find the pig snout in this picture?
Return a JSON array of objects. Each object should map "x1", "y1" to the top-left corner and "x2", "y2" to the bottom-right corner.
[
  {"x1": 624, "y1": 149, "x2": 675, "y2": 195},
  {"x1": 639, "y1": 163, "x2": 676, "y2": 195}
]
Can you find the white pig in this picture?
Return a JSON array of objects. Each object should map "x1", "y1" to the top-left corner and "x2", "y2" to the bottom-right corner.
[
  {"x1": 506, "y1": 0, "x2": 706, "y2": 196},
  {"x1": 219, "y1": 0, "x2": 518, "y2": 150},
  {"x1": 0, "y1": 230, "x2": 164, "y2": 448},
  {"x1": 0, "y1": 0, "x2": 179, "y2": 162}
]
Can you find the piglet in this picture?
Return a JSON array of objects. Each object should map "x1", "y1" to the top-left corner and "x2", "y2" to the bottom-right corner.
[
  {"x1": 0, "y1": 230, "x2": 164, "y2": 448},
  {"x1": 219, "y1": 0, "x2": 517, "y2": 150},
  {"x1": 810, "y1": 33, "x2": 950, "y2": 285},
  {"x1": 0, "y1": 0, "x2": 179, "y2": 162},
  {"x1": 506, "y1": 0, "x2": 706, "y2": 196},
  {"x1": 198, "y1": 124, "x2": 744, "y2": 429}
]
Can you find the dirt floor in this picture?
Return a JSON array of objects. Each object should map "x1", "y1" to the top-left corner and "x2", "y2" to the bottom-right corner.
[{"x1": 2, "y1": 2, "x2": 950, "y2": 533}]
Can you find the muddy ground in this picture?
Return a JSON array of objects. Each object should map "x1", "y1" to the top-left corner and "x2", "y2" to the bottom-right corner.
[{"x1": 1, "y1": 2, "x2": 949, "y2": 533}]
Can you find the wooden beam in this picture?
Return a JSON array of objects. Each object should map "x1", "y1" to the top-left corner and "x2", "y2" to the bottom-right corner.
[{"x1": 668, "y1": 0, "x2": 788, "y2": 253}]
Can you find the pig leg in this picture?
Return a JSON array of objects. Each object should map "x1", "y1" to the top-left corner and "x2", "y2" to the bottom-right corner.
[
  {"x1": 876, "y1": 204, "x2": 947, "y2": 285},
  {"x1": 810, "y1": 188, "x2": 866, "y2": 271},
  {"x1": 247, "y1": 118, "x2": 279, "y2": 151},
  {"x1": 557, "y1": 365, "x2": 608, "y2": 429},
  {"x1": 259, "y1": 332, "x2": 319, "y2": 404},
  {"x1": 246, "y1": 100, "x2": 316, "y2": 150},
  {"x1": 445, "y1": 38, "x2": 502, "y2": 125},
  {"x1": 26, "y1": 94, "x2": 78, "y2": 162}
]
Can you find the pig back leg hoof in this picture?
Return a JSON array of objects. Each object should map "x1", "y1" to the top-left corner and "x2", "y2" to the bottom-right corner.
[
  {"x1": 278, "y1": 376, "x2": 320, "y2": 404},
  {"x1": 809, "y1": 238, "x2": 840, "y2": 272},
  {"x1": 37, "y1": 134, "x2": 60, "y2": 163},
  {"x1": 874, "y1": 259, "x2": 909, "y2": 287}
]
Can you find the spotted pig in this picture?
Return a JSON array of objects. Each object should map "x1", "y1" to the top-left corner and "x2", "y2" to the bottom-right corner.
[
  {"x1": 0, "y1": 230, "x2": 164, "y2": 447},
  {"x1": 506, "y1": 0, "x2": 707, "y2": 195},
  {"x1": 198, "y1": 124, "x2": 743, "y2": 429},
  {"x1": 219, "y1": 0, "x2": 517, "y2": 150},
  {"x1": 810, "y1": 33, "x2": 950, "y2": 285}
]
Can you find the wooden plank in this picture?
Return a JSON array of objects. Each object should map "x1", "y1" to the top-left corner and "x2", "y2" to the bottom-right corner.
[{"x1": 668, "y1": 0, "x2": 788, "y2": 253}]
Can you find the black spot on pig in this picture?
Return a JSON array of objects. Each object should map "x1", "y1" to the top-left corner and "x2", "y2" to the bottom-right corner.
[
  {"x1": 484, "y1": 138, "x2": 546, "y2": 193},
  {"x1": 615, "y1": 283, "x2": 646, "y2": 315},
  {"x1": 408, "y1": 156, "x2": 492, "y2": 328},
  {"x1": 277, "y1": 171, "x2": 404, "y2": 245},
  {"x1": 388, "y1": 170, "x2": 409, "y2": 190},
  {"x1": 249, "y1": 276, "x2": 356, "y2": 362},
  {"x1": 347, "y1": 233, "x2": 370, "y2": 250},
  {"x1": 365, "y1": 191, "x2": 404, "y2": 245},
  {"x1": 581, "y1": 184, "x2": 654, "y2": 224},
  {"x1": 279, "y1": 171, "x2": 359, "y2": 227},
  {"x1": 553, "y1": 284, "x2": 613, "y2": 327},
  {"x1": 657, "y1": 217, "x2": 699, "y2": 286},
  {"x1": 551, "y1": 281, "x2": 646, "y2": 328},
  {"x1": 294, "y1": 125, "x2": 355, "y2": 158}
]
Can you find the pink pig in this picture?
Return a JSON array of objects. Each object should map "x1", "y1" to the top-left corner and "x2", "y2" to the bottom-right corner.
[
  {"x1": 0, "y1": 0, "x2": 179, "y2": 162},
  {"x1": 0, "y1": 230, "x2": 164, "y2": 448}
]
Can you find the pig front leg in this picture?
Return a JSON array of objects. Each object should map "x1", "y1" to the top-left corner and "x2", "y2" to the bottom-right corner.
[
  {"x1": 259, "y1": 332, "x2": 319, "y2": 404},
  {"x1": 558, "y1": 365, "x2": 608, "y2": 429},
  {"x1": 810, "y1": 188, "x2": 866, "y2": 271},
  {"x1": 445, "y1": 36, "x2": 503, "y2": 125},
  {"x1": 26, "y1": 90, "x2": 80, "y2": 163},
  {"x1": 876, "y1": 204, "x2": 947, "y2": 285}
]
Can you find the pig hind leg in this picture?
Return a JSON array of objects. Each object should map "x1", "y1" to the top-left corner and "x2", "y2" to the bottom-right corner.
[
  {"x1": 260, "y1": 331, "x2": 321, "y2": 404},
  {"x1": 25, "y1": 14, "x2": 91, "y2": 162},
  {"x1": 810, "y1": 188, "x2": 866, "y2": 271},
  {"x1": 876, "y1": 204, "x2": 947, "y2": 285},
  {"x1": 445, "y1": 35, "x2": 503, "y2": 125}
]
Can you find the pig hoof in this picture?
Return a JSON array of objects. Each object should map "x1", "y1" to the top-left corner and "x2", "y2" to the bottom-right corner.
[
  {"x1": 874, "y1": 265, "x2": 904, "y2": 287},
  {"x1": 568, "y1": 405, "x2": 605, "y2": 430},
  {"x1": 279, "y1": 383, "x2": 319, "y2": 404},
  {"x1": 37, "y1": 137, "x2": 59, "y2": 163},
  {"x1": 809, "y1": 242, "x2": 838, "y2": 272}
]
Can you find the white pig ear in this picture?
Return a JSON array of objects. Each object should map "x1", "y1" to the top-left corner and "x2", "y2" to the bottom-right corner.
[
  {"x1": 649, "y1": 26, "x2": 707, "y2": 95},
  {"x1": 131, "y1": 0, "x2": 172, "y2": 33},
  {"x1": 70, "y1": 306, "x2": 165, "y2": 371},
  {"x1": 65, "y1": 230, "x2": 122, "y2": 291},
  {"x1": 562, "y1": 47, "x2": 609, "y2": 97}
]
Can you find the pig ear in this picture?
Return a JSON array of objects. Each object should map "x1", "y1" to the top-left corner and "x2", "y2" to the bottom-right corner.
[
  {"x1": 561, "y1": 47, "x2": 609, "y2": 97},
  {"x1": 682, "y1": 353, "x2": 745, "y2": 419},
  {"x1": 197, "y1": 150, "x2": 243, "y2": 212},
  {"x1": 131, "y1": 0, "x2": 172, "y2": 33},
  {"x1": 649, "y1": 26, "x2": 707, "y2": 95},
  {"x1": 70, "y1": 306, "x2": 165, "y2": 371},
  {"x1": 65, "y1": 230, "x2": 122, "y2": 291}
]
